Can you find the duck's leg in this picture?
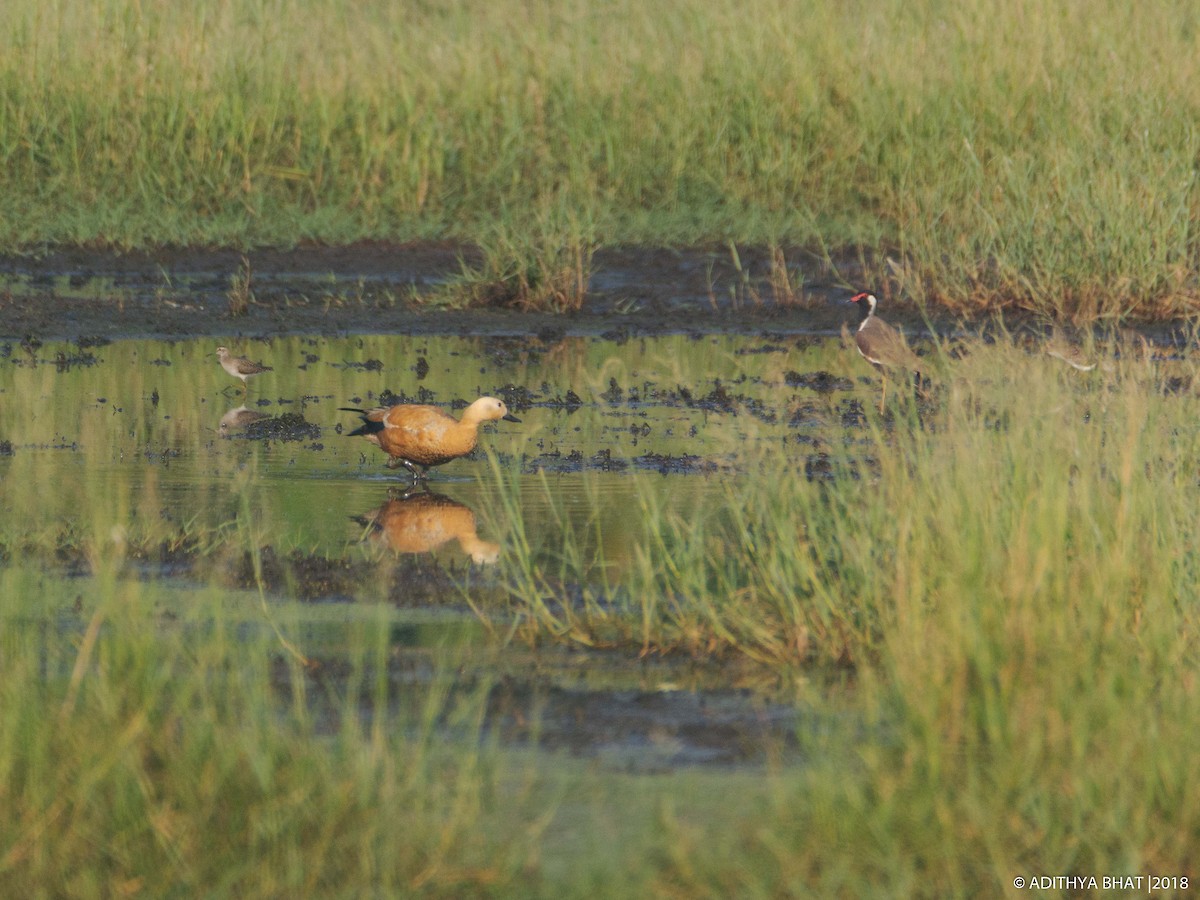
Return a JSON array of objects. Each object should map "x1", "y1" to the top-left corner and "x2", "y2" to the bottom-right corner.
[
  {"x1": 879, "y1": 371, "x2": 888, "y2": 414},
  {"x1": 386, "y1": 457, "x2": 426, "y2": 483}
]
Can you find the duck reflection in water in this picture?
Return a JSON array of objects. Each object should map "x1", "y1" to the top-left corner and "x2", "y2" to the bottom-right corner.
[{"x1": 352, "y1": 489, "x2": 500, "y2": 565}]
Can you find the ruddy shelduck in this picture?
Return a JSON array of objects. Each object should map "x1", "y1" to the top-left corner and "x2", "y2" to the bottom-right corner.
[{"x1": 340, "y1": 396, "x2": 520, "y2": 480}]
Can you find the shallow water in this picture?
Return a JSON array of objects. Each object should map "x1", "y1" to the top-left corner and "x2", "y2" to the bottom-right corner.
[
  {"x1": 0, "y1": 331, "x2": 872, "y2": 767},
  {"x1": 1, "y1": 332, "x2": 866, "y2": 553}
]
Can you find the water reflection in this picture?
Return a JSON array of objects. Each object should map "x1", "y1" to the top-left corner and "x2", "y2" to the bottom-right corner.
[
  {"x1": 217, "y1": 405, "x2": 322, "y2": 443},
  {"x1": 219, "y1": 404, "x2": 270, "y2": 434},
  {"x1": 351, "y1": 489, "x2": 501, "y2": 565}
]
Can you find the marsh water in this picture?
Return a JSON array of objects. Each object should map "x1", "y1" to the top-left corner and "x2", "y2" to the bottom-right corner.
[{"x1": 1, "y1": 329, "x2": 879, "y2": 768}]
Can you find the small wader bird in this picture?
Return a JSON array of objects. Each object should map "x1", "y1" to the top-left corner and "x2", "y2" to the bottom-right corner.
[{"x1": 216, "y1": 346, "x2": 273, "y2": 392}]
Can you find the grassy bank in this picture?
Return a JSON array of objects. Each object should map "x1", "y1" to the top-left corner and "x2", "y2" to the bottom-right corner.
[
  {"x1": 3, "y1": 0, "x2": 1200, "y2": 318},
  {"x1": 487, "y1": 333, "x2": 1200, "y2": 889},
  {"x1": 496, "y1": 332, "x2": 1200, "y2": 667}
]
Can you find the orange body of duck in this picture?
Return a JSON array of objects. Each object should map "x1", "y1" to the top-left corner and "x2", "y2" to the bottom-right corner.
[{"x1": 341, "y1": 396, "x2": 520, "y2": 479}]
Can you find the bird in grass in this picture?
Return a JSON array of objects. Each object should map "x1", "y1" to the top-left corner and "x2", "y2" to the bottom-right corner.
[
  {"x1": 1042, "y1": 328, "x2": 1119, "y2": 374},
  {"x1": 847, "y1": 291, "x2": 922, "y2": 413},
  {"x1": 216, "y1": 346, "x2": 273, "y2": 391},
  {"x1": 340, "y1": 396, "x2": 520, "y2": 481}
]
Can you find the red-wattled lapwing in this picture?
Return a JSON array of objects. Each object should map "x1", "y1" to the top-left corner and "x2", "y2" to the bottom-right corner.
[
  {"x1": 340, "y1": 397, "x2": 520, "y2": 482},
  {"x1": 848, "y1": 292, "x2": 922, "y2": 412},
  {"x1": 216, "y1": 346, "x2": 273, "y2": 392}
]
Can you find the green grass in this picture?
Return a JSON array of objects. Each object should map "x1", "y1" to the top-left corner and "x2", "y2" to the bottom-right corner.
[
  {"x1": 419, "y1": 213, "x2": 596, "y2": 312},
  {"x1": 4, "y1": 331, "x2": 1200, "y2": 894},
  {"x1": 493, "y1": 331, "x2": 1200, "y2": 663},
  {"x1": 3, "y1": 0, "x2": 1200, "y2": 317},
  {"x1": 0, "y1": 565, "x2": 552, "y2": 896},
  {"x1": 481, "y1": 334, "x2": 1200, "y2": 890}
]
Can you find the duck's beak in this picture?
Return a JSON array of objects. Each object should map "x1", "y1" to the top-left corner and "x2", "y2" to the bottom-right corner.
[{"x1": 503, "y1": 413, "x2": 522, "y2": 423}]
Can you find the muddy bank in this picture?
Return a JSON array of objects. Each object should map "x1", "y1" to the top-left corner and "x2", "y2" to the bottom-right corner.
[
  {"x1": 3, "y1": 242, "x2": 1192, "y2": 351},
  {"x1": 282, "y1": 644, "x2": 815, "y2": 770},
  {"x1": 1, "y1": 242, "x2": 908, "y2": 342}
]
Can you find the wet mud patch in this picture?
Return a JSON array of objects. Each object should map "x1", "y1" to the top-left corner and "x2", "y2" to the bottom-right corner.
[
  {"x1": 601, "y1": 377, "x2": 778, "y2": 423},
  {"x1": 0, "y1": 242, "x2": 915, "y2": 342},
  {"x1": 231, "y1": 547, "x2": 491, "y2": 606},
  {"x1": 21, "y1": 530, "x2": 505, "y2": 610},
  {"x1": 785, "y1": 370, "x2": 855, "y2": 393},
  {"x1": 521, "y1": 449, "x2": 724, "y2": 476},
  {"x1": 483, "y1": 678, "x2": 802, "y2": 770},
  {"x1": 225, "y1": 547, "x2": 362, "y2": 602},
  {"x1": 279, "y1": 644, "x2": 814, "y2": 770},
  {"x1": 240, "y1": 412, "x2": 323, "y2": 442},
  {"x1": 800, "y1": 451, "x2": 881, "y2": 482},
  {"x1": 5, "y1": 345, "x2": 101, "y2": 372}
]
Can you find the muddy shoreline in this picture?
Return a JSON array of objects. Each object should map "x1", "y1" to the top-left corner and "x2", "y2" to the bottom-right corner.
[{"x1": 0, "y1": 242, "x2": 940, "y2": 342}]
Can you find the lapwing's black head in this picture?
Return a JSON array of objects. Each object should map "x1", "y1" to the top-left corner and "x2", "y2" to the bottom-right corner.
[{"x1": 848, "y1": 292, "x2": 878, "y2": 321}]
